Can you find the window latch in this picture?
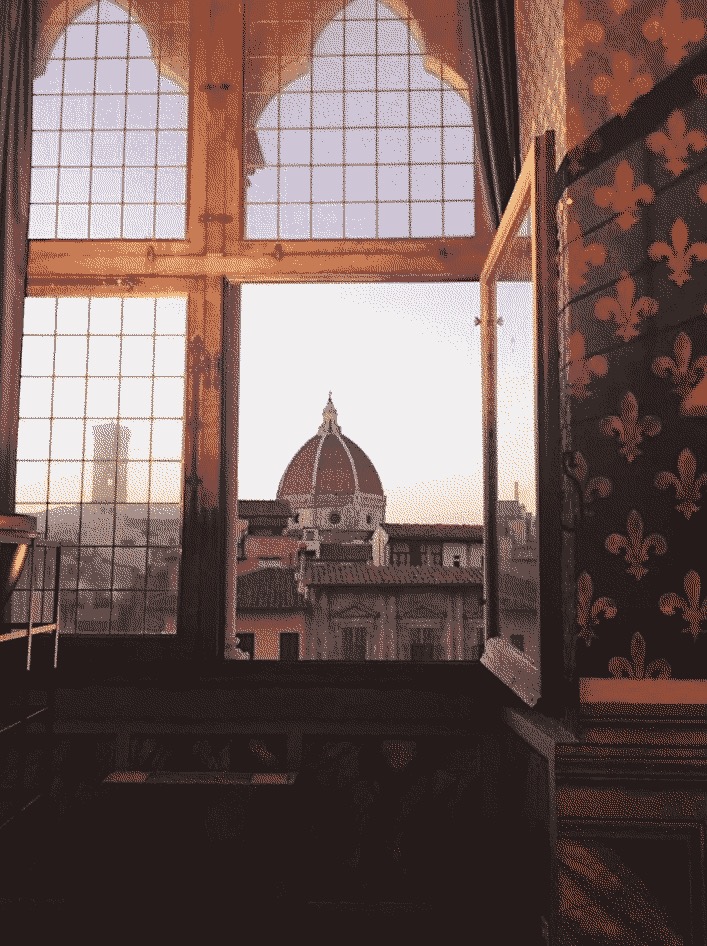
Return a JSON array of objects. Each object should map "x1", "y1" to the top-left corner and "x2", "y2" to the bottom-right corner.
[{"x1": 199, "y1": 213, "x2": 234, "y2": 224}]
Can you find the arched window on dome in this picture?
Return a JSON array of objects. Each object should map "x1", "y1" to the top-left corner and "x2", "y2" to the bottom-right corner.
[
  {"x1": 245, "y1": 0, "x2": 475, "y2": 239},
  {"x1": 30, "y1": 0, "x2": 188, "y2": 240}
]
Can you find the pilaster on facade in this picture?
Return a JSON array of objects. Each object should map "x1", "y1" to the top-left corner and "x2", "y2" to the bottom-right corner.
[
  {"x1": 385, "y1": 594, "x2": 397, "y2": 660},
  {"x1": 453, "y1": 595, "x2": 465, "y2": 660}
]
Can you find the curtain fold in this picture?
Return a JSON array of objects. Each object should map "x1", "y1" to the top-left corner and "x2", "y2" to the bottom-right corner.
[
  {"x1": 468, "y1": 0, "x2": 521, "y2": 230},
  {"x1": 0, "y1": 0, "x2": 34, "y2": 511}
]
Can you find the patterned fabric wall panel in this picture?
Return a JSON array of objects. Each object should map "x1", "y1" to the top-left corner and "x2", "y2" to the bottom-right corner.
[
  {"x1": 561, "y1": 0, "x2": 707, "y2": 679},
  {"x1": 564, "y1": 0, "x2": 707, "y2": 151}
]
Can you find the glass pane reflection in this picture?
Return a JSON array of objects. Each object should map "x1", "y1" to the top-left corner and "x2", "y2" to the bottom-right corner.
[
  {"x1": 495, "y1": 281, "x2": 539, "y2": 663},
  {"x1": 15, "y1": 296, "x2": 187, "y2": 634}
]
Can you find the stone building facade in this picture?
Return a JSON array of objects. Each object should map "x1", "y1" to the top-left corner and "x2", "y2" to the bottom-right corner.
[{"x1": 301, "y1": 564, "x2": 484, "y2": 661}]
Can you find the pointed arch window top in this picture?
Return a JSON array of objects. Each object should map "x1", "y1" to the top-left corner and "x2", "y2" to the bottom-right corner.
[
  {"x1": 30, "y1": 1, "x2": 188, "y2": 241},
  {"x1": 245, "y1": 0, "x2": 475, "y2": 240}
]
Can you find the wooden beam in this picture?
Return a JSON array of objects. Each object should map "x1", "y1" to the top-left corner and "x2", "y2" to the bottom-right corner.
[{"x1": 28, "y1": 237, "x2": 506, "y2": 282}]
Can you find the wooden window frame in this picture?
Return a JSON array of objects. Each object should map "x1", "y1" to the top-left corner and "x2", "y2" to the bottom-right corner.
[
  {"x1": 17, "y1": 0, "x2": 530, "y2": 660},
  {"x1": 479, "y1": 132, "x2": 563, "y2": 710}
]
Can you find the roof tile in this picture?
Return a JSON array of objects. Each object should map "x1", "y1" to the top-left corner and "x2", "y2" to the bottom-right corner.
[
  {"x1": 305, "y1": 564, "x2": 483, "y2": 586},
  {"x1": 380, "y1": 523, "x2": 483, "y2": 542},
  {"x1": 236, "y1": 567, "x2": 305, "y2": 611}
]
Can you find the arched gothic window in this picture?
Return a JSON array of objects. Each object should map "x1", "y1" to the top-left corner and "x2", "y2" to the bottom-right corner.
[
  {"x1": 30, "y1": 0, "x2": 188, "y2": 240},
  {"x1": 245, "y1": 0, "x2": 475, "y2": 239}
]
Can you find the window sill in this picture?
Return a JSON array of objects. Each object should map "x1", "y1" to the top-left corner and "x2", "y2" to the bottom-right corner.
[{"x1": 56, "y1": 635, "x2": 484, "y2": 684}]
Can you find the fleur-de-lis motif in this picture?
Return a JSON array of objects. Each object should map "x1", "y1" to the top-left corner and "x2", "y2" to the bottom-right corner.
[
  {"x1": 576, "y1": 571, "x2": 617, "y2": 645},
  {"x1": 652, "y1": 331, "x2": 707, "y2": 404},
  {"x1": 605, "y1": 510, "x2": 667, "y2": 580},
  {"x1": 567, "y1": 331, "x2": 608, "y2": 400},
  {"x1": 646, "y1": 109, "x2": 707, "y2": 176},
  {"x1": 594, "y1": 272, "x2": 658, "y2": 341},
  {"x1": 565, "y1": 0, "x2": 605, "y2": 66},
  {"x1": 600, "y1": 392, "x2": 661, "y2": 462},
  {"x1": 566, "y1": 221, "x2": 606, "y2": 291},
  {"x1": 593, "y1": 161, "x2": 655, "y2": 230},
  {"x1": 608, "y1": 632, "x2": 671, "y2": 679},
  {"x1": 660, "y1": 570, "x2": 707, "y2": 640},
  {"x1": 642, "y1": 0, "x2": 705, "y2": 66},
  {"x1": 682, "y1": 373, "x2": 707, "y2": 416},
  {"x1": 564, "y1": 451, "x2": 613, "y2": 509},
  {"x1": 592, "y1": 51, "x2": 654, "y2": 116},
  {"x1": 655, "y1": 448, "x2": 707, "y2": 519},
  {"x1": 649, "y1": 218, "x2": 707, "y2": 286},
  {"x1": 700, "y1": 182, "x2": 707, "y2": 202}
]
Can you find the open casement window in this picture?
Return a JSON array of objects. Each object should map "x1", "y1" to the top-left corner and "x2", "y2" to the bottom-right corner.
[{"x1": 480, "y1": 131, "x2": 562, "y2": 707}]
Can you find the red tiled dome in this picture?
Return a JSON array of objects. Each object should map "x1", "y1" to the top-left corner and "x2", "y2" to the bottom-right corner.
[{"x1": 277, "y1": 396, "x2": 384, "y2": 499}]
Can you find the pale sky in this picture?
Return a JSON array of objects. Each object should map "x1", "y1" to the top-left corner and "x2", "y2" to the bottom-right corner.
[{"x1": 238, "y1": 282, "x2": 535, "y2": 524}]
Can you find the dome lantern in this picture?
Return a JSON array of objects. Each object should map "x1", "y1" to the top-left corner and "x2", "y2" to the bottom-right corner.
[{"x1": 318, "y1": 392, "x2": 341, "y2": 436}]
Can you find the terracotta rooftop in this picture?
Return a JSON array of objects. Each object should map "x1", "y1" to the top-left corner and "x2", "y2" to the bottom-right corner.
[
  {"x1": 304, "y1": 564, "x2": 483, "y2": 586},
  {"x1": 319, "y1": 529, "x2": 373, "y2": 542},
  {"x1": 236, "y1": 567, "x2": 305, "y2": 611},
  {"x1": 277, "y1": 396, "x2": 384, "y2": 498},
  {"x1": 318, "y1": 543, "x2": 372, "y2": 562},
  {"x1": 238, "y1": 500, "x2": 292, "y2": 519},
  {"x1": 380, "y1": 523, "x2": 483, "y2": 542}
]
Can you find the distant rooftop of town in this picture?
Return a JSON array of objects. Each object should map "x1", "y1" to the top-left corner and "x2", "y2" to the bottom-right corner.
[
  {"x1": 236, "y1": 567, "x2": 304, "y2": 612},
  {"x1": 238, "y1": 500, "x2": 292, "y2": 519},
  {"x1": 318, "y1": 543, "x2": 372, "y2": 562},
  {"x1": 378, "y1": 523, "x2": 483, "y2": 542},
  {"x1": 304, "y1": 564, "x2": 483, "y2": 586}
]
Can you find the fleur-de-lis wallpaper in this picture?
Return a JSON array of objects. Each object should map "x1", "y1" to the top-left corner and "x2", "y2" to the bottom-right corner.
[
  {"x1": 564, "y1": 451, "x2": 613, "y2": 511},
  {"x1": 599, "y1": 391, "x2": 662, "y2": 461},
  {"x1": 560, "y1": 0, "x2": 707, "y2": 679},
  {"x1": 593, "y1": 162, "x2": 656, "y2": 231},
  {"x1": 646, "y1": 108, "x2": 706, "y2": 175},
  {"x1": 593, "y1": 273, "x2": 658, "y2": 341}
]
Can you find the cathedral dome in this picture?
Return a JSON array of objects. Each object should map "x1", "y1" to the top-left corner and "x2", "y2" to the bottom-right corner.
[{"x1": 277, "y1": 395, "x2": 385, "y2": 533}]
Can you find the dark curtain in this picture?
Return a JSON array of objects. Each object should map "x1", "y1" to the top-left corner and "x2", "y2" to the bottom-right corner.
[
  {"x1": 468, "y1": 0, "x2": 521, "y2": 229},
  {"x1": 0, "y1": 0, "x2": 34, "y2": 510}
]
